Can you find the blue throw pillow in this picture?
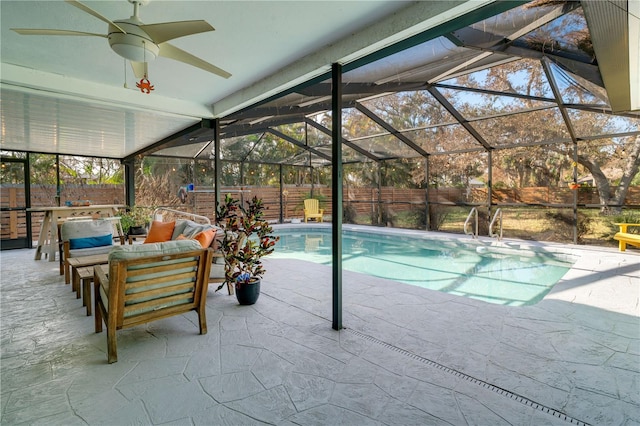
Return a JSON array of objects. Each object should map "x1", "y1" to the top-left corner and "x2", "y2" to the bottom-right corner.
[{"x1": 69, "y1": 234, "x2": 113, "y2": 250}]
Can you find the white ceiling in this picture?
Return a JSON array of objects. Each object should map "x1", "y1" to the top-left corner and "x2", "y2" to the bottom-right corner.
[{"x1": 1, "y1": 0, "x2": 491, "y2": 159}]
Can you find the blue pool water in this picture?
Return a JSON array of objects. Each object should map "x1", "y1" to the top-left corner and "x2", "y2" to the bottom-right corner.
[{"x1": 272, "y1": 228, "x2": 574, "y2": 306}]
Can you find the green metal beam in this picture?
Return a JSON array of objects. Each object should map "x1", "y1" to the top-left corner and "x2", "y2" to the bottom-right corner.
[
  {"x1": 355, "y1": 102, "x2": 430, "y2": 158},
  {"x1": 331, "y1": 62, "x2": 343, "y2": 331},
  {"x1": 267, "y1": 128, "x2": 332, "y2": 162},
  {"x1": 304, "y1": 117, "x2": 381, "y2": 162}
]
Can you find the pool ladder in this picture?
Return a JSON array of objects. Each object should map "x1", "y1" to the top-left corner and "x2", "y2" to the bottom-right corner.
[
  {"x1": 465, "y1": 208, "x2": 503, "y2": 240},
  {"x1": 464, "y1": 208, "x2": 478, "y2": 239}
]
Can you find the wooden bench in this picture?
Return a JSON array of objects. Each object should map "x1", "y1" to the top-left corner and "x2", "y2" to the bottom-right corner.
[
  {"x1": 613, "y1": 223, "x2": 640, "y2": 252},
  {"x1": 94, "y1": 240, "x2": 213, "y2": 363}
]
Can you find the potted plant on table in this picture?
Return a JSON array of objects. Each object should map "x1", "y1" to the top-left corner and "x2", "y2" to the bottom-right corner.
[
  {"x1": 120, "y1": 206, "x2": 151, "y2": 236},
  {"x1": 215, "y1": 194, "x2": 279, "y2": 305}
]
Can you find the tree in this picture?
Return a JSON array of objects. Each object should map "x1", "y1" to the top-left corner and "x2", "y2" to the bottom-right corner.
[
  {"x1": 576, "y1": 136, "x2": 640, "y2": 212},
  {"x1": 448, "y1": 57, "x2": 640, "y2": 211}
]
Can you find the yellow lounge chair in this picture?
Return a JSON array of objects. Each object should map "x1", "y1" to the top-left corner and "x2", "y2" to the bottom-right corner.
[
  {"x1": 613, "y1": 223, "x2": 640, "y2": 252},
  {"x1": 304, "y1": 199, "x2": 324, "y2": 223}
]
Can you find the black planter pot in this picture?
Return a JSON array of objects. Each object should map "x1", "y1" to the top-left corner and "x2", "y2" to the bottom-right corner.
[
  {"x1": 128, "y1": 226, "x2": 147, "y2": 236},
  {"x1": 235, "y1": 279, "x2": 260, "y2": 305}
]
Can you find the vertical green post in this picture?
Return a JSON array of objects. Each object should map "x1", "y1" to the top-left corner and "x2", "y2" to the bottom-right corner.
[
  {"x1": 487, "y1": 149, "x2": 493, "y2": 230},
  {"x1": 124, "y1": 158, "x2": 135, "y2": 208},
  {"x1": 279, "y1": 164, "x2": 284, "y2": 223},
  {"x1": 377, "y1": 162, "x2": 382, "y2": 226},
  {"x1": 573, "y1": 142, "x2": 579, "y2": 244},
  {"x1": 425, "y1": 157, "x2": 430, "y2": 231},
  {"x1": 213, "y1": 119, "x2": 221, "y2": 218},
  {"x1": 332, "y1": 62, "x2": 343, "y2": 331},
  {"x1": 55, "y1": 154, "x2": 61, "y2": 207}
]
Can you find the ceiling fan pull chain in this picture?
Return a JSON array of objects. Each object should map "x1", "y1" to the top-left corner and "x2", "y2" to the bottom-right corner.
[
  {"x1": 136, "y1": 41, "x2": 155, "y2": 94},
  {"x1": 123, "y1": 59, "x2": 128, "y2": 88}
]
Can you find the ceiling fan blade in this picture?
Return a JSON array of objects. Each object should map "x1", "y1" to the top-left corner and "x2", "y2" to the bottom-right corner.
[
  {"x1": 158, "y1": 42, "x2": 231, "y2": 79},
  {"x1": 140, "y1": 20, "x2": 215, "y2": 45},
  {"x1": 12, "y1": 28, "x2": 107, "y2": 37},
  {"x1": 130, "y1": 62, "x2": 146, "y2": 79},
  {"x1": 64, "y1": 0, "x2": 127, "y2": 34}
]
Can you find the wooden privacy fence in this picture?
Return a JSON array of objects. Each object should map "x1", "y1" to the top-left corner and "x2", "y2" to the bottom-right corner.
[
  {"x1": 3, "y1": 184, "x2": 639, "y2": 242},
  {"x1": 1, "y1": 186, "x2": 25, "y2": 240},
  {"x1": 1, "y1": 184, "x2": 125, "y2": 241}
]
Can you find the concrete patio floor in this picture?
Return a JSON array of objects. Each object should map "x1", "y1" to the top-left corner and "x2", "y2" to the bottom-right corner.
[{"x1": 1, "y1": 234, "x2": 639, "y2": 425}]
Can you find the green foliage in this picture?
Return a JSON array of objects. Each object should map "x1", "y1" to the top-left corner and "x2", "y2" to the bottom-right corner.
[
  {"x1": 381, "y1": 205, "x2": 397, "y2": 226},
  {"x1": 28, "y1": 154, "x2": 58, "y2": 184},
  {"x1": 120, "y1": 206, "x2": 152, "y2": 235},
  {"x1": 215, "y1": 194, "x2": 280, "y2": 290},
  {"x1": 343, "y1": 203, "x2": 357, "y2": 224},
  {"x1": 428, "y1": 205, "x2": 449, "y2": 231},
  {"x1": 611, "y1": 212, "x2": 640, "y2": 234},
  {"x1": 545, "y1": 210, "x2": 593, "y2": 243},
  {"x1": 296, "y1": 192, "x2": 327, "y2": 213}
]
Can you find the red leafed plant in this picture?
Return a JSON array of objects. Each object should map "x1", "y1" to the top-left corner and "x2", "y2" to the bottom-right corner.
[{"x1": 215, "y1": 194, "x2": 279, "y2": 290}]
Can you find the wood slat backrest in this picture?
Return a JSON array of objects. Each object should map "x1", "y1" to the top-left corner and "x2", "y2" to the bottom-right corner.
[
  {"x1": 304, "y1": 198, "x2": 319, "y2": 213},
  {"x1": 107, "y1": 248, "x2": 212, "y2": 329}
]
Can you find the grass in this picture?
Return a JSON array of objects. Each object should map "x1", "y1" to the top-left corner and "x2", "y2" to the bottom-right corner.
[{"x1": 350, "y1": 206, "x2": 640, "y2": 247}]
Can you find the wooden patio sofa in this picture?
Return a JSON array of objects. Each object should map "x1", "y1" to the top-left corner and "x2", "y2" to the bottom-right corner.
[{"x1": 94, "y1": 239, "x2": 213, "y2": 363}]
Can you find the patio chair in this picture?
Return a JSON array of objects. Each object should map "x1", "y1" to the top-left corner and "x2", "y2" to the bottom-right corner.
[
  {"x1": 304, "y1": 199, "x2": 324, "y2": 223},
  {"x1": 60, "y1": 218, "x2": 125, "y2": 284},
  {"x1": 94, "y1": 239, "x2": 213, "y2": 363}
]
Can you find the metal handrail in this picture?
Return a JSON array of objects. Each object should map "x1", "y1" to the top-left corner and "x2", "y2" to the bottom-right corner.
[
  {"x1": 152, "y1": 207, "x2": 211, "y2": 224},
  {"x1": 464, "y1": 207, "x2": 478, "y2": 239},
  {"x1": 489, "y1": 208, "x2": 503, "y2": 240}
]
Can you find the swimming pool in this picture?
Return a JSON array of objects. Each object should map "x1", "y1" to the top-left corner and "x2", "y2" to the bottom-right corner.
[{"x1": 272, "y1": 226, "x2": 575, "y2": 306}]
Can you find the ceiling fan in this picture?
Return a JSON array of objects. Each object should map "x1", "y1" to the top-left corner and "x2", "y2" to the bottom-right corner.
[{"x1": 11, "y1": 0, "x2": 231, "y2": 80}]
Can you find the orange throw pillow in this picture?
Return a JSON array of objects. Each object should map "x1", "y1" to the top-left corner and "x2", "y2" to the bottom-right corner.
[
  {"x1": 193, "y1": 229, "x2": 216, "y2": 248},
  {"x1": 144, "y1": 221, "x2": 176, "y2": 244}
]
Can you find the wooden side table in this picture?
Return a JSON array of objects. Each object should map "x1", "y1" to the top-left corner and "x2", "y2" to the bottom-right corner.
[
  {"x1": 128, "y1": 233, "x2": 147, "y2": 244},
  {"x1": 67, "y1": 254, "x2": 109, "y2": 299},
  {"x1": 76, "y1": 264, "x2": 109, "y2": 316}
]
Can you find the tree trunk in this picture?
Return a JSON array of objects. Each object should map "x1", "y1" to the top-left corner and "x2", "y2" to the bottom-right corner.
[
  {"x1": 613, "y1": 135, "x2": 640, "y2": 211},
  {"x1": 577, "y1": 135, "x2": 640, "y2": 213}
]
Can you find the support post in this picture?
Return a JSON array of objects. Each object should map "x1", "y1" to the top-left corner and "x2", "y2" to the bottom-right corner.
[
  {"x1": 542, "y1": 58, "x2": 580, "y2": 244},
  {"x1": 425, "y1": 157, "x2": 430, "y2": 231},
  {"x1": 573, "y1": 141, "x2": 578, "y2": 244},
  {"x1": 213, "y1": 119, "x2": 221, "y2": 217},
  {"x1": 124, "y1": 159, "x2": 135, "y2": 208},
  {"x1": 377, "y1": 162, "x2": 382, "y2": 226},
  {"x1": 487, "y1": 149, "x2": 493, "y2": 234},
  {"x1": 279, "y1": 164, "x2": 284, "y2": 223},
  {"x1": 55, "y1": 154, "x2": 61, "y2": 207},
  {"x1": 331, "y1": 62, "x2": 343, "y2": 331}
]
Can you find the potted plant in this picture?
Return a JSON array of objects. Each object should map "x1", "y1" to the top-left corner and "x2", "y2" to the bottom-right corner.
[
  {"x1": 215, "y1": 194, "x2": 279, "y2": 305},
  {"x1": 120, "y1": 206, "x2": 151, "y2": 236}
]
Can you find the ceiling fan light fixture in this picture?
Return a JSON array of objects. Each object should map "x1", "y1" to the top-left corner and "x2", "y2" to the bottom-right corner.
[
  {"x1": 110, "y1": 40, "x2": 158, "y2": 62},
  {"x1": 14, "y1": 0, "x2": 231, "y2": 79},
  {"x1": 108, "y1": 21, "x2": 159, "y2": 62}
]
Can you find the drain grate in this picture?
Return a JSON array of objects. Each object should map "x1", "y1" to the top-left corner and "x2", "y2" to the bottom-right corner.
[{"x1": 345, "y1": 328, "x2": 589, "y2": 426}]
